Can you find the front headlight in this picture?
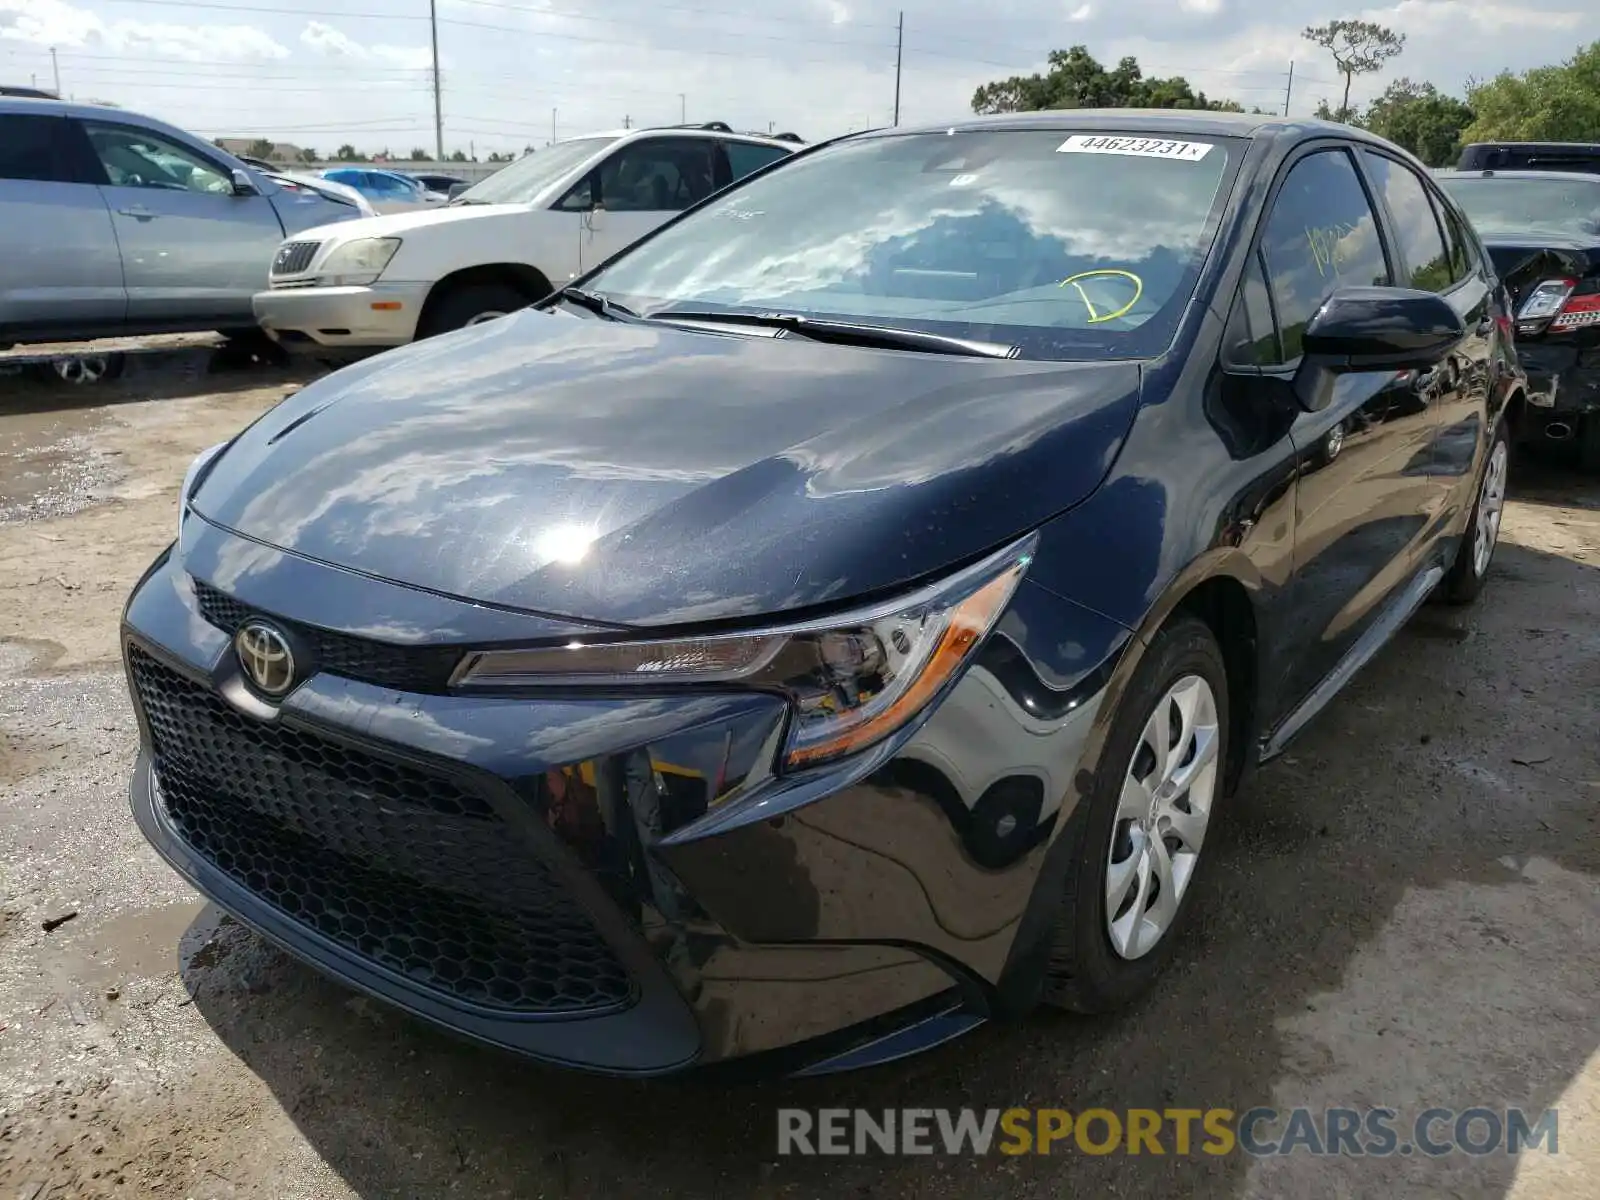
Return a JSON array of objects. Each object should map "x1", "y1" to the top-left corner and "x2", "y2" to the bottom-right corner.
[
  {"x1": 453, "y1": 535, "x2": 1036, "y2": 770},
  {"x1": 177, "y1": 440, "x2": 229, "y2": 547},
  {"x1": 318, "y1": 237, "x2": 401, "y2": 285}
]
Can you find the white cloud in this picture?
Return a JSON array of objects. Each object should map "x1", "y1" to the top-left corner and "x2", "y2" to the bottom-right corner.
[
  {"x1": 0, "y1": 0, "x2": 287, "y2": 61},
  {"x1": 1067, "y1": 4, "x2": 1094, "y2": 21},
  {"x1": 1179, "y1": 0, "x2": 1225, "y2": 12},
  {"x1": 299, "y1": 20, "x2": 433, "y2": 70}
]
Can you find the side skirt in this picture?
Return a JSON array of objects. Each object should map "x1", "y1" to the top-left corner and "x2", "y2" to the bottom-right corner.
[{"x1": 1259, "y1": 563, "x2": 1445, "y2": 763}]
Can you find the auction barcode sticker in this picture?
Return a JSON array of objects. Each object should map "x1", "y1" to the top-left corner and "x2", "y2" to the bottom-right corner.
[{"x1": 1057, "y1": 135, "x2": 1213, "y2": 161}]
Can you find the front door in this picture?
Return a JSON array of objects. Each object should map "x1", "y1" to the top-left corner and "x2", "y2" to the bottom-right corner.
[
  {"x1": 81, "y1": 119, "x2": 285, "y2": 326},
  {"x1": 574, "y1": 137, "x2": 721, "y2": 271},
  {"x1": 1250, "y1": 146, "x2": 1446, "y2": 711}
]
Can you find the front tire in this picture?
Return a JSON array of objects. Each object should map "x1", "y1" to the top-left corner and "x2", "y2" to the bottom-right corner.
[
  {"x1": 1439, "y1": 423, "x2": 1508, "y2": 606},
  {"x1": 1043, "y1": 615, "x2": 1229, "y2": 1014},
  {"x1": 418, "y1": 283, "x2": 530, "y2": 339}
]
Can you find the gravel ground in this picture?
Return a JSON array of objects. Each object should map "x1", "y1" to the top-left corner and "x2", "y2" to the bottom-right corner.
[{"x1": 1, "y1": 360, "x2": 1597, "y2": 1199}]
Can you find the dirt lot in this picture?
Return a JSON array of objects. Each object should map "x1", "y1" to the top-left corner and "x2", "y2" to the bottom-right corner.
[{"x1": 1, "y1": 355, "x2": 1597, "y2": 1199}]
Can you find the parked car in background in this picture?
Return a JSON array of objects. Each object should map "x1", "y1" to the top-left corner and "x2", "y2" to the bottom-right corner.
[
  {"x1": 409, "y1": 172, "x2": 468, "y2": 195},
  {"x1": 141, "y1": 111, "x2": 1518, "y2": 1077},
  {"x1": 0, "y1": 85, "x2": 58, "y2": 99},
  {"x1": 1440, "y1": 169, "x2": 1600, "y2": 469},
  {"x1": 318, "y1": 167, "x2": 445, "y2": 213},
  {"x1": 0, "y1": 96, "x2": 365, "y2": 347},
  {"x1": 254, "y1": 123, "x2": 798, "y2": 353},
  {"x1": 247, "y1": 167, "x2": 372, "y2": 218},
  {"x1": 1458, "y1": 142, "x2": 1600, "y2": 176}
]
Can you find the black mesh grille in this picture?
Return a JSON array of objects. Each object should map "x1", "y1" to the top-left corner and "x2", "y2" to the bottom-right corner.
[
  {"x1": 193, "y1": 579, "x2": 461, "y2": 693},
  {"x1": 128, "y1": 645, "x2": 635, "y2": 1015},
  {"x1": 271, "y1": 240, "x2": 320, "y2": 276}
]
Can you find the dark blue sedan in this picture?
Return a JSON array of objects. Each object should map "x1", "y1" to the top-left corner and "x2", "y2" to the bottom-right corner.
[{"x1": 123, "y1": 110, "x2": 1520, "y2": 1076}]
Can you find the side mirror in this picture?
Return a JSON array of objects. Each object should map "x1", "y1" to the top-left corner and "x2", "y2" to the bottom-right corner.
[
  {"x1": 586, "y1": 202, "x2": 606, "y2": 232},
  {"x1": 1292, "y1": 286, "x2": 1464, "y2": 412},
  {"x1": 230, "y1": 168, "x2": 259, "y2": 196}
]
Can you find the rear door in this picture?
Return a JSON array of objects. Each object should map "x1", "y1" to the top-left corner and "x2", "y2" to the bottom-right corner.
[
  {"x1": 1357, "y1": 149, "x2": 1496, "y2": 505},
  {"x1": 0, "y1": 111, "x2": 126, "y2": 336},
  {"x1": 81, "y1": 118, "x2": 286, "y2": 326},
  {"x1": 574, "y1": 136, "x2": 721, "y2": 270},
  {"x1": 1247, "y1": 145, "x2": 1443, "y2": 708}
]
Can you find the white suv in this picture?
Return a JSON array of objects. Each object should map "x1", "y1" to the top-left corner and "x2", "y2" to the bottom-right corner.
[{"x1": 252, "y1": 124, "x2": 797, "y2": 353}]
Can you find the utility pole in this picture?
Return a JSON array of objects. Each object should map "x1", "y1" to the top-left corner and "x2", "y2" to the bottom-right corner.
[
  {"x1": 679, "y1": 93, "x2": 686, "y2": 123},
  {"x1": 624, "y1": 115, "x2": 632, "y2": 129},
  {"x1": 551, "y1": 107, "x2": 557, "y2": 145},
  {"x1": 428, "y1": 0, "x2": 444, "y2": 161},
  {"x1": 892, "y1": 11, "x2": 904, "y2": 126},
  {"x1": 1283, "y1": 60, "x2": 1294, "y2": 117},
  {"x1": 50, "y1": 47, "x2": 61, "y2": 97}
]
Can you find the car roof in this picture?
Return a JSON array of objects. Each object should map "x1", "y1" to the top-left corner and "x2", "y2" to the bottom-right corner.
[{"x1": 583, "y1": 126, "x2": 794, "y2": 148}]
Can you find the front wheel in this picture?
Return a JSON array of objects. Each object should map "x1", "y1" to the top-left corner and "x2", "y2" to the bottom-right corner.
[
  {"x1": 418, "y1": 283, "x2": 531, "y2": 339},
  {"x1": 1439, "y1": 423, "x2": 1509, "y2": 606},
  {"x1": 1043, "y1": 615, "x2": 1229, "y2": 1013}
]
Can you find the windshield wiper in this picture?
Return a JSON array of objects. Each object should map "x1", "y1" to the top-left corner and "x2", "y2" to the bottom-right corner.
[
  {"x1": 551, "y1": 287, "x2": 641, "y2": 320},
  {"x1": 645, "y1": 309, "x2": 1019, "y2": 359}
]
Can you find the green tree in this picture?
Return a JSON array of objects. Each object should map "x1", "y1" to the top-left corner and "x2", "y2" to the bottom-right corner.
[
  {"x1": 1303, "y1": 20, "x2": 1406, "y2": 122},
  {"x1": 448, "y1": 149, "x2": 468, "y2": 162},
  {"x1": 246, "y1": 138, "x2": 276, "y2": 160},
  {"x1": 297, "y1": 147, "x2": 319, "y2": 164},
  {"x1": 972, "y1": 46, "x2": 1243, "y2": 114},
  {"x1": 1462, "y1": 39, "x2": 1600, "y2": 143},
  {"x1": 409, "y1": 146, "x2": 429, "y2": 161},
  {"x1": 333, "y1": 143, "x2": 366, "y2": 162},
  {"x1": 1363, "y1": 78, "x2": 1474, "y2": 166}
]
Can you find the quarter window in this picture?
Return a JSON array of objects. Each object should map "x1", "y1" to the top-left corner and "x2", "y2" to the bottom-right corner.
[
  {"x1": 724, "y1": 141, "x2": 789, "y2": 182},
  {"x1": 1431, "y1": 193, "x2": 1475, "y2": 284},
  {"x1": 1226, "y1": 250, "x2": 1281, "y2": 366},
  {"x1": 83, "y1": 122, "x2": 231, "y2": 195},
  {"x1": 1259, "y1": 149, "x2": 1390, "y2": 361},
  {"x1": 1361, "y1": 151, "x2": 1454, "y2": 292}
]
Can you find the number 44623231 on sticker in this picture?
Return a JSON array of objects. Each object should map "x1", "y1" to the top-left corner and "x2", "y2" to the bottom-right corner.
[{"x1": 1057, "y1": 135, "x2": 1213, "y2": 161}]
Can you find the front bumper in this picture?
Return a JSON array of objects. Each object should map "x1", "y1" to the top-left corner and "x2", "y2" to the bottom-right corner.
[
  {"x1": 252, "y1": 281, "x2": 430, "y2": 350},
  {"x1": 121, "y1": 520, "x2": 1120, "y2": 1074}
]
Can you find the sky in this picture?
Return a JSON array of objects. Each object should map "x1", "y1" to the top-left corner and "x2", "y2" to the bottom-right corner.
[{"x1": 0, "y1": 0, "x2": 1591, "y2": 159}]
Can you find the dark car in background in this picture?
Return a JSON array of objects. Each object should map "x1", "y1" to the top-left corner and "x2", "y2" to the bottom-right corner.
[
  {"x1": 1458, "y1": 141, "x2": 1600, "y2": 176},
  {"x1": 1440, "y1": 169, "x2": 1600, "y2": 469},
  {"x1": 124, "y1": 111, "x2": 1519, "y2": 1077}
]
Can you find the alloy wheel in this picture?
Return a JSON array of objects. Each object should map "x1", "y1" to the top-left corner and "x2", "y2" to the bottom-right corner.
[
  {"x1": 1105, "y1": 674, "x2": 1221, "y2": 960},
  {"x1": 1472, "y1": 440, "x2": 1508, "y2": 578}
]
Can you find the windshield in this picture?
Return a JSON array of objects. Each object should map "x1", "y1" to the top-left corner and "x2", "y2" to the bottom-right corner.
[
  {"x1": 583, "y1": 129, "x2": 1240, "y2": 361},
  {"x1": 457, "y1": 137, "x2": 615, "y2": 205},
  {"x1": 1442, "y1": 176, "x2": 1600, "y2": 237}
]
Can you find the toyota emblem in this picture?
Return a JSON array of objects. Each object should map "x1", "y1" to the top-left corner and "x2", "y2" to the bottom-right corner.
[{"x1": 235, "y1": 621, "x2": 296, "y2": 696}]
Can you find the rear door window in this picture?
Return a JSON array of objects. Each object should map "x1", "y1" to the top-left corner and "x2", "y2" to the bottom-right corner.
[
  {"x1": 0, "y1": 113, "x2": 73, "y2": 182},
  {"x1": 1258, "y1": 148, "x2": 1391, "y2": 361},
  {"x1": 1361, "y1": 151, "x2": 1454, "y2": 292}
]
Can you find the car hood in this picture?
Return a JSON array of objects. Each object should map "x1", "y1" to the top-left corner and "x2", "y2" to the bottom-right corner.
[
  {"x1": 191, "y1": 311, "x2": 1142, "y2": 628},
  {"x1": 296, "y1": 202, "x2": 532, "y2": 245}
]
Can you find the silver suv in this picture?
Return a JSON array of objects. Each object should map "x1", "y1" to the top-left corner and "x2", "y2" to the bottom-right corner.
[{"x1": 0, "y1": 97, "x2": 364, "y2": 348}]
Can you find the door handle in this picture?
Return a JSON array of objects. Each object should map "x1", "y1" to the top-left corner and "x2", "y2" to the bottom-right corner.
[{"x1": 117, "y1": 205, "x2": 156, "y2": 219}]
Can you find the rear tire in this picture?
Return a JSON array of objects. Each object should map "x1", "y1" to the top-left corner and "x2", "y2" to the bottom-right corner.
[
  {"x1": 418, "y1": 283, "x2": 530, "y2": 339},
  {"x1": 1439, "y1": 422, "x2": 1509, "y2": 606},
  {"x1": 1043, "y1": 615, "x2": 1229, "y2": 1014}
]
